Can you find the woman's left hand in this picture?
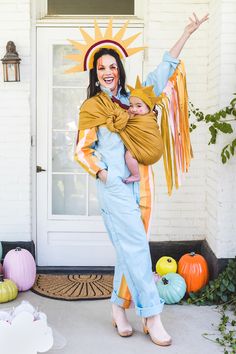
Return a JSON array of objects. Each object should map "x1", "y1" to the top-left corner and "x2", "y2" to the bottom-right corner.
[
  {"x1": 169, "y1": 12, "x2": 209, "y2": 58},
  {"x1": 184, "y1": 12, "x2": 209, "y2": 37}
]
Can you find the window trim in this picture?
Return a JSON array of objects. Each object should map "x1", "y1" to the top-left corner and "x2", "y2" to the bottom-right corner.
[
  {"x1": 34, "y1": 0, "x2": 145, "y2": 22},
  {"x1": 47, "y1": 0, "x2": 135, "y2": 17}
]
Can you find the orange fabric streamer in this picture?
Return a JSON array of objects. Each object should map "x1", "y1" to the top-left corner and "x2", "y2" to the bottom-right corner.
[{"x1": 160, "y1": 61, "x2": 192, "y2": 195}]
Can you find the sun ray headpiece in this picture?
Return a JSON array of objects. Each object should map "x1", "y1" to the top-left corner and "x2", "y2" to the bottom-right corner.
[
  {"x1": 65, "y1": 18, "x2": 145, "y2": 73},
  {"x1": 127, "y1": 76, "x2": 159, "y2": 110}
]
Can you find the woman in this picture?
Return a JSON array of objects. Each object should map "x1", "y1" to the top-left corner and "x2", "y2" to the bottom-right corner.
[{"x1": 75, "y1": 13, "x2": 208, "y2": 346}]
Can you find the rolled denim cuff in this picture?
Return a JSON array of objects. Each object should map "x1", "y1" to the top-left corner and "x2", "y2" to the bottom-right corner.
[
  {"x1": 110, "y1": 289, "x2": 134, "y2": 309},
  {"x1": 135, "y1": 298, "x2": 165, "y2": 317},
  {"x1": 97, "y1": 160, "x2": 107, "y2": 171},
  {"x1": 163, "y1": 51, "x2": 179, "y2": 69}
]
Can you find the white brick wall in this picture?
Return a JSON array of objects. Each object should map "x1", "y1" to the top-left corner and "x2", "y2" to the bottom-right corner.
[
  {"x1": 144, "y1": 0, "x2": 209, "y2": 242},
  {"x1": 217, "y1": 0, "x2": 236, "y2": 258},
  {"x1": 206, "y1": 0, "x2": 236, "y2": 258},
  {"x1": 0, "y1": 1, "x2": 235, "y2": 259},
  {"x1": 205, "y1": 0, "x2": 221, "y2": 256},
  {"x1": 0, "y1": 0, "x2": 31, "y2": 241}
]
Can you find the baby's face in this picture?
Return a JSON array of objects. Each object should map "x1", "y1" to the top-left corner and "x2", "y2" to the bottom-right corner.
[{"x1": 129, "y1": 96, "x2": 150, "y2": 115}]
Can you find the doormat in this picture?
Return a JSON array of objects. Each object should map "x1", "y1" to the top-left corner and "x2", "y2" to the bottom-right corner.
[{"x1": 31, "y1": 274, "x2": 114, "y2": 301}]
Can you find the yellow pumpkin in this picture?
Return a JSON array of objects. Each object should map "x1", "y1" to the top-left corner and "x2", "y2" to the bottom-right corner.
[
  {"x1": 156, "y1": 256, "x2": 177, "y2": 276},
  {"x1": 0, "y1": 274, "x2": 18, "y2": 303}
]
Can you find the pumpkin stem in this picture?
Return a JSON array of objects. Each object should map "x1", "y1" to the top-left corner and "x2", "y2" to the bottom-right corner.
[
  {"x1": 162, "y1": 277, "x2": 169, "y2": 285},
  {"x1": 167, "y1": 258, "x2": 172, "y2": 263},
  {"x1": 0, "y1": 274, "x2": 4, "y2": 282},
  {"x1": 15, "y1": 247, "x2": 22, "y2": 251},
  {"x1": 189, "y1": 252, "x2": 195, "y2": 256}
]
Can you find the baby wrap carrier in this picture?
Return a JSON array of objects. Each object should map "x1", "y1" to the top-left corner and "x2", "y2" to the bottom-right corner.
[{"x1": 79, "y1": 92, "x2": 164, "y2": 166}]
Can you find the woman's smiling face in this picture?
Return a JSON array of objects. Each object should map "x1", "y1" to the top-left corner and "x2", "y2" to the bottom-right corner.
[{"x1": 96, "y1": 54, "x2": 119, "y2": 96}]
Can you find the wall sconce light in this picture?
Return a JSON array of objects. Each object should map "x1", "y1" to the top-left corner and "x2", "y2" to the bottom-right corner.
[{"x1": 1, "y1": 41, "x2": 21, "y2": 82}]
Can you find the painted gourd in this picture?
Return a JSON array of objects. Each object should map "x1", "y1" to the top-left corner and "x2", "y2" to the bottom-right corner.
[
  {"x1": 178, "y1": 252, "x2": 209, "y2": 293},
  {"x1": 0, "y1": 274, "x2": 18, "y2": 303},
  {"x1": 3, "y1": 247, "x2": 36, "y2": 291},
  {"x1": 153, "y1": 272, "x2": 162, "y2": 283},
  {"x1": 156, "y1": 256, "x2": 177, "y2": 276},
  {"x1": 156, "y1": 272, "x2": 186, "y2": 304}
]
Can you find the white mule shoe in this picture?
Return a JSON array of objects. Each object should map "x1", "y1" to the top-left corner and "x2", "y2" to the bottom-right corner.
[
  {"x1": 111, "y1": 304, "x2": 133, "y2": 337},
  {"x1": 142, "y1": 316, "x2": 172, "y2": 346}
]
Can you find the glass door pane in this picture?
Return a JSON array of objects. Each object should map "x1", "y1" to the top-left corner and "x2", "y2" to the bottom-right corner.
[
  {"x1": 52, "y1": 174, "x2": 86, "y2": 215},
  {"x1": 51, "y1": 44, "x2": 100, "y2": 216}
]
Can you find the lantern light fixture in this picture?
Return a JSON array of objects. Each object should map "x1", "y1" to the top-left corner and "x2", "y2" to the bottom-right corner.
[{"x1": 1, "y1": 41, "x2": 21, "y2": 82}]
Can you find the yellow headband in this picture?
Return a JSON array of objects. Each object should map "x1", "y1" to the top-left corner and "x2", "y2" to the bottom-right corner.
[
  {"x1": 127, "y1": 76, "x2": 157, "y2": 110},
  {"x1": 65, "y1": 19, "x2": 145, "y2": 73}
]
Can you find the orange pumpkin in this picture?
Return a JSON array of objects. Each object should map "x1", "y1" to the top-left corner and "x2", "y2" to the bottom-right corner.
[{"x1": 178, "y1": 252, "x2": 209, "y2": 293}]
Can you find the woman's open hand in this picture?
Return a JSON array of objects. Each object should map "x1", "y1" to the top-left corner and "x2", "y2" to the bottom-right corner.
[
  {"x1": 184, "y1": 12, "x2": 209, "y2": 37},
  {"x1": 169, "y1": 12, "x2": 209, "y2": 58}
]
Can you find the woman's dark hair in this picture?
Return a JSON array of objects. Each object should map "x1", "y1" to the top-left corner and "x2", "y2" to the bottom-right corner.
[{"x1": 87, "y1": 48, "x2": 128, "y2": 98}]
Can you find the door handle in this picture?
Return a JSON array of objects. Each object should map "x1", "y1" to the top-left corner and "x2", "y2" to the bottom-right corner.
[{"x1": 37, "y1": 165, "x2": 46, "y2": 173}]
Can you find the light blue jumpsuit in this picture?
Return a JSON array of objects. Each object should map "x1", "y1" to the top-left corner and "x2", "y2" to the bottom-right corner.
[{"x1": 80, "y1": 52, "x2": 179, "y2": 317}]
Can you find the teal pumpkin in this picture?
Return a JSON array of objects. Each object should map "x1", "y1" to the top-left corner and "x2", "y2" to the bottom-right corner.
[{"x1": 156, "y1": 272, "x2": 186, "y2": 304}]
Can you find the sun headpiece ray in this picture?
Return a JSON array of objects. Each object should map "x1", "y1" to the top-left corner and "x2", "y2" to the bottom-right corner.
[
  {"x1": 65, "y1": 19, "x2": 145, "y2": 73},
  {"x1": 127, "y1": 76, "x2": 159, "y2": 110}
]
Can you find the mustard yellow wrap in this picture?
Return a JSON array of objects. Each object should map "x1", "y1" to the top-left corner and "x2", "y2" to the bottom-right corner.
[{"x1": 79, "y1": 92, "x2": 163, "y2": 165}]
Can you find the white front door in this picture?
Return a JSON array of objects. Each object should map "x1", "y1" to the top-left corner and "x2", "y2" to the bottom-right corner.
[{"x1": 36, "y1": 24, "x2": 143, "y2": 266}]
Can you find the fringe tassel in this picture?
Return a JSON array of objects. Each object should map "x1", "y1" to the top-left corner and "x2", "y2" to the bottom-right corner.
[{"x1": 159, "y1": 61, "x2": 192, "y2": 195}]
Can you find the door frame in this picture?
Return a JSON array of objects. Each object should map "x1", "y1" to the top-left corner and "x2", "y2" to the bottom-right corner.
[{"x1": 30, "y1": 0, "x2": 145, "y2": 265}]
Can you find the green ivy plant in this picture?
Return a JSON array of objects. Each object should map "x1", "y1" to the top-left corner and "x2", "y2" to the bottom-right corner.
[
  {"x1": 187, "y1": 259, "x2": 235, "y2": 305},
  {"x1": 211, "y1": 307, "x2": 236, "y2": 354},
  {"x1": 189, "y1": 94, "x2": 236, "y2": 164},
  {"x1": 187, "y1": 259, "x2": 236, "y2": 353}
]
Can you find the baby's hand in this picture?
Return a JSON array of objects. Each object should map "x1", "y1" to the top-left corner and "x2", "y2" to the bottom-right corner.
[{"x1": 128, "y1": 108, "x2": 135, "y2": 118}]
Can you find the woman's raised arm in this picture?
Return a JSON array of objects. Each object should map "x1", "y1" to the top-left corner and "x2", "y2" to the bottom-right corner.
[
  {"x1": 143, "y1": 13, "x2": 209, "y2": 96},
  {"x1": 169, "y1": 12, "x2": 209, "y2": 58}
]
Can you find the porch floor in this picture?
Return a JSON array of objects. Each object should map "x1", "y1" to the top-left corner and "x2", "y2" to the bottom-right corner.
[{"x1": 1, "y1": 291, "x2": 224, "y2": 354}]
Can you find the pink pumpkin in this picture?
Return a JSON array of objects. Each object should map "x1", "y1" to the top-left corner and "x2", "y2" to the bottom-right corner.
[
  {"x1": 3, "y1": 247, "x2": 36, "y2": 291},
  {"x1": 153, "y1": 272, "x2": 162, "y2": 283}
]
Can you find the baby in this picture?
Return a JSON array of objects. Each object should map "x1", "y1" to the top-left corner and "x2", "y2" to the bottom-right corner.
[
  {"x1": 79, "y1": 77, "x2": 164, "y2": 184},
  {"x1": 123, "y1": 78, "x2": 159, "y2": 184}
]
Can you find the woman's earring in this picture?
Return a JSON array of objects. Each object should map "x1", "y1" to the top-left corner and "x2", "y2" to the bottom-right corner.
[
  {"x1": 118, "y1": 79, "x2": 121, "y2": 85},
  {"x1": 95, "y1": 81, "x2": 100, "y2": 87}
]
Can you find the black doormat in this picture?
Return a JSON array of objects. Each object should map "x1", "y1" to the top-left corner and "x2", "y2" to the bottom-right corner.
[{"x1": 31, "y1": 274, "x2": 113, "y2": 301}]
